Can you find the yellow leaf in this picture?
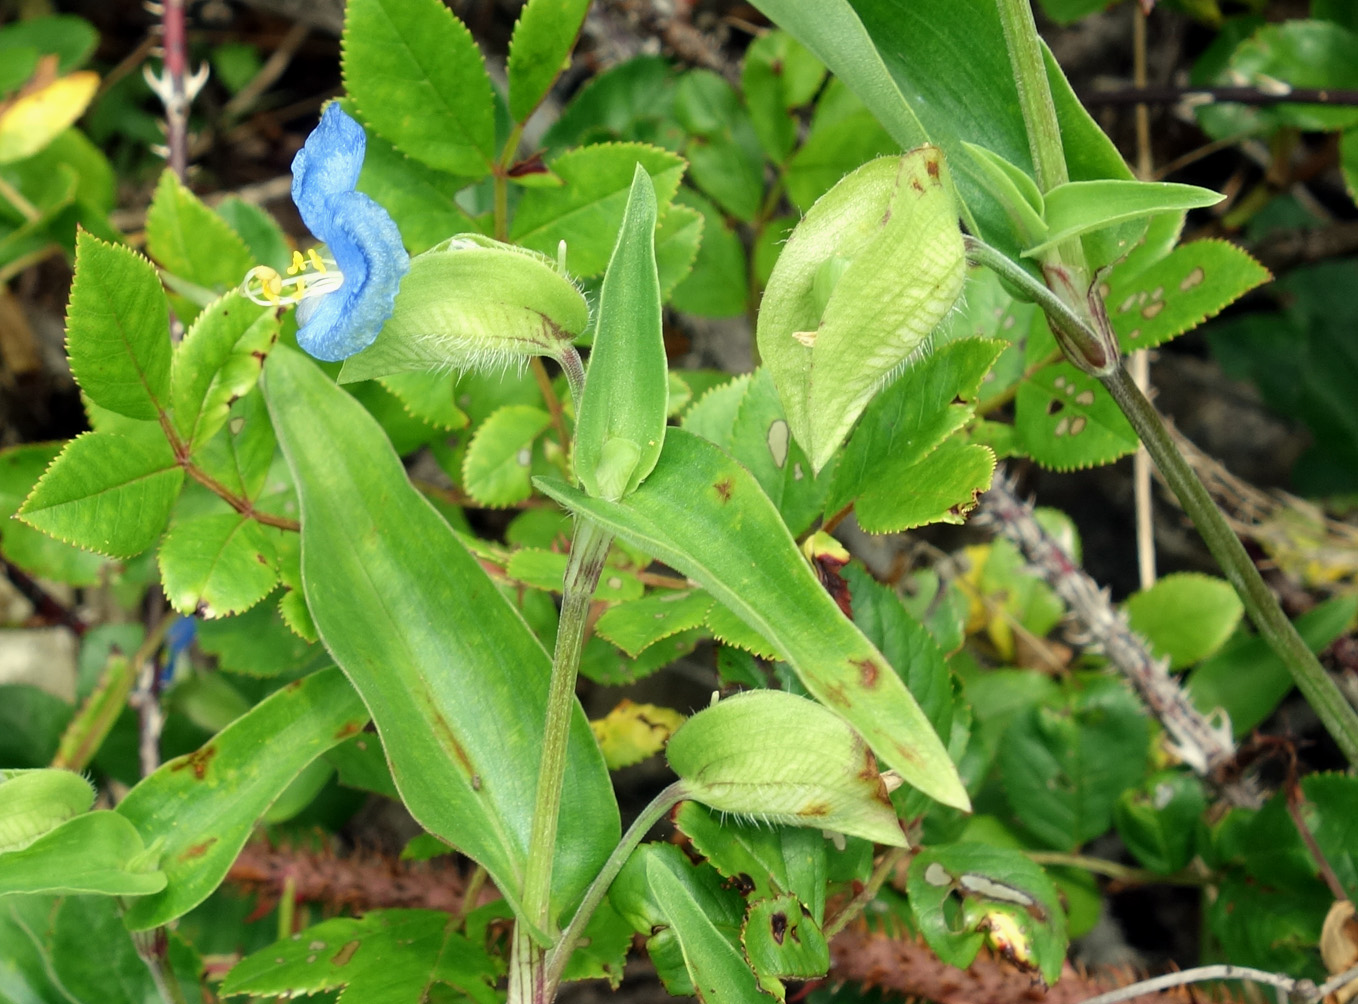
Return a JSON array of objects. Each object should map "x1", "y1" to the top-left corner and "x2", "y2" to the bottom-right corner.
[
  {"x1": 590, "y1": 700, "x2": 685, "y2": 770},
  {"x1": 0, "y1": 71, "x2": 99, "y2": 164}
]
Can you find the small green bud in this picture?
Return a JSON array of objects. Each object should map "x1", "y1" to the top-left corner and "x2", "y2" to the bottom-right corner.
[
  {"x1": 0, "y1": 768, "x2": 95, "y2": 852},
  {"x1": 666, "y1": 690, "x2": 907, "y2": 847},
  {"x1": 338, "y1": 233, "x2": 590, "y2": 383}
]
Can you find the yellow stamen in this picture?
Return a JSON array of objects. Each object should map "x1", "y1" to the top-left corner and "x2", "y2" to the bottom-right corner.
[
  {"x1": 306, "y1": 248, "x2": 328, "y2": 273},
  {"x1": 242, "y1": 251, "x2": 343, "y2": 309},
  {"x1": 287, "y1": 250, "x2": 307, "y2": 276}
]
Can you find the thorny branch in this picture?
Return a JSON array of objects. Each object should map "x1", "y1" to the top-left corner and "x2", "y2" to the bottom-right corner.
[{"x1": 974, "y1": 469, "x2": 1258, "y2": 805}]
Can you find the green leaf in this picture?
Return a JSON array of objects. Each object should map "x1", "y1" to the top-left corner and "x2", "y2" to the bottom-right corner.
[
  {"x1": 827, "y1": 338, "x2": 1005, "y2": 516},
  {"x1": 537, "y1": 429, "x2": 969, "y2": 811},
  {"x1": 1222, "y1": 21, "x2": 1358, "y2": 132},
  {"x1": 1103, "y1": 239, "x2": 1271, "y2": 353},
  {"x1": 676, "y1": 70, "x2": 765, "y2": 222},
  {"x1": 377, "y1": 370, "x2": 469, "y2": 431},
  {"x1": 907, "y1": 842, "x2": 1067, "y2": 986},
  {"x1": 998, "y1": 675, "x2": 1149, "y2": 850},
  {"x1": 1303, "y1": 773, "x2": 1358, "y2": 900},
  {"x1": 784, "y1": 81, "x2": 898, "y2": 213},
  {"x1": 507, "y1": 0, "x2": 590, "y2": 122},
  {"x1": 65, "y1": 230, "x2": 171, "y2": 420},
  {"x1": 216, "y1": 196, "x2": 291, "y2": 271},
  {"x1": 674, "y1": 801, "x2": 830, "y2": 921},
  {"x1": 0, "y1": 443, "x2": 107, "y2": 585},
  {"x1": 1124, "y1": 572, "x2": 1244, "y2": 670},
  {"x1": 170, "y1": 293, "x2": 278, "y2": 450},
  {"x1": 574, "y1": 165, "x2": 667, "y2": 501},
  {"x1": 645, "y1": 849, "x2": 768, "y2": 1003},
  {"x1": 757, "y1": 151, "x2": 966, "y2": 472},
  {"x1": 158, "y1": 513, "x2": 280, "y2": 618},
  {"x1": 1114, "y1": 770, "x2": 1207, "y2": 874},
  {"x1": 856, "y1": 437, "x2": 996, "y2": 533},
  {"x1": 669, "y1": 187, "x2": 747, "y2": 318},
  {"x1": 1188, "y1": 595, "x2": 1357, "y2": 737},
  {"x1": 961, "y1": 142, "x2": 1046, "y2": 246},
  {"x1": 742, "y1": 30, "x2": 826, "y2": 164},
  {"x1": 1014, "y1": 316, "x2": 1137, "y2": 471},
  {"x1": 18, "y1": 428, "x2": 183, "y2": 558},
  {"x1": 505, "y1": 548, "x2": 643, "y2": 602},
  {"x1": 145, "y1": 170, "x2": 255, "y2": 296},
  {"x1": 0, "y1": 811, "x2": 166, "y2": 896},
  {"x1": 511, "y1": 142, "x2": 685, "y2": 277},
  {"x1": 654, "y1": 200, "x2": 704, "y2": 302},
  {"x1": 51, "y1": 896, "x2": 166, "y2": 1002},
  {"x1": 744, "y1": 894, "x2": 830, "y2": 989},
  {"x1": 342, "y1": 0, "x2": 495, "y2": 176},
  {"x1": 221, "y1": 909, "x2": 500, "y2": 1004},
  {"x1": 264, "y1": 347, "x2": 618, "y2": 929},
  {"x1": 543, "y1": 55, "x2": 677, "y2": 149},
  {"x1": 117, "y1": 666, "x2": 368, "y2": 928},
  {"x1": 596, "y1": 590, "x2": 713, "y2": 658},
  {"x1": 1024, "y1": 180, "x2": 1223, "y2": 259},
  {"x1": 0, "y1": 15, "x2": 97, "y2": 74},
  {"x1": 462, "y1": 405, "x2": 552, "y2": 506}
]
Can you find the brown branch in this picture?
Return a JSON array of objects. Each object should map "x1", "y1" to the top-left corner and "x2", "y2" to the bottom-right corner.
[{"x1": 1083, "y1": 85, "x2": 1358, "y2": 109}]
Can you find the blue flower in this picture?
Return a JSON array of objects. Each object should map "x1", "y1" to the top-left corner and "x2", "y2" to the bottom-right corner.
[{"x1": 243, "y1": 103, "x2": 409, "y2": 361}]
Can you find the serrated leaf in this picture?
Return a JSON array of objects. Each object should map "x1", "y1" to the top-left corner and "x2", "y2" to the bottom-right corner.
[
  {"x1": 742, "y1": 30, "x2": 826, "y2": 164},
  {"x1": 221, "y1": 909, "x2": 500, "y2": 1004},
  {"x1": 264, "y1": 346, "x2": 618, "y2": 929},
  {"x1": 595, "y1": 589, "x2": 713, "y2": 657},
  {"x1": 537, "y1": 429, "x2": 969, "y2": 811},
  {"x1": 191, "y1": 390, "x2": 280, "y2": 503},
  {"x1": 378, "y1": 370, "x2": 470, "y2": 431},
  {"x1": 0, "y1": 811, "x2": 165, "y2": 896},
  {"x1": 784, "y1": 84, "x2": 897, "y2": 213},
  {"x1": 543, "y1": 55, "x2": 676, "y2": 149},
  {"x1": 676, "y1": 70, "x2": 765, "y2": 222},
  {"x1": 579, "y1": 628, "x2": 702, "y2": 686},
  {"x1": 65, "y1": 231, "x2": 171, "y2": 420},
  {"x1": 170, "y1": 293, "x2": 278, "y2": 449},
  {"x1": 855, "y1": 437, "x2": 996, "y2": 533},
  {"x1": 674, "y1": 801, "x2": 829, "y2": 920},
  {"x1": 342, "y1": 0, "x2": 495, "y2": 176},
  {"x1": 117, "y1": 667, "x2": 369, "y2": 929},
  {"x1": 1103, "y1": 239, "x2": 1271, "y2": 352},
  {"x1": 590, "y1": 699, "x2": 686, "y2": 769},
  {"x1": 1114, "y1": 770, "x2": 1207, "y2": 874},
  {"x1": 462, "y1": 404, "x2": 552, "y2": 506},
  {"x1": 18, "y1": 428, "x2": 183, "y2": 558},
  {"x1": 0, "y1": 443, "x2": 106, "y2": 585},
  {"x1": 505, "y1": 547, "x2": 644, "y2": 602},
  {"x1": 827, "y1": 338, "x2": 1005, "y2": 516},
  {"x1": 670, "y1": 187, "x2": 748, "y2": 318},
  {"x1": 145, "y1": 171, "x2": 254, "y2": 297},
  {"x1": 158, "y1": 512, "x2": 279, "y2": 618},
  {"x1": 999, "y1": 676, "x2": 1149, "y2": 850},
  {"x1": 743, "y1": 894, "x2": 830, "y2": 991},
  {"x1": 1124, "y1": 572, "x2": 1244, "y2": 670},
  {"x1": 511, "y1": 142, "x2": 685, "y2": 276},
  {"x1": 1014, "y1": 316, "x2": 1137, "y2": 471},
  {"x1": 705, "y1": 596, "x2": 781, "y2": 660},
  {"x1": 507, "y1": 0, "x2": 590, "y2": 122},
  {"x1": 655, "y1": 200, "x2": 704, "y2": 301},
  {"x1": 907, "y1": 842, "x2": 1067, "y2": 986}
]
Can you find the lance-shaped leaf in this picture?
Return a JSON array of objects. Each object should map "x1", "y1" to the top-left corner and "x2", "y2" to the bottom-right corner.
[
  {"x1": 757, "y1": 151, "x2": 965, "y2": 473},
  {"x1": 537, "y1": 429, "x2": 969, "y2": 811},
  {"x1": 574, "y1": 165, "x2": 667, "y2": 500},
  {"x1": 668, "y1": 690, "x2": 908, "y2": 846},
  {"x1": 117, "y1": 666, "x2": 369, "y2": 928},
  {"x1": 265, "y1": 347, "x2": 618, "y2": 930}
]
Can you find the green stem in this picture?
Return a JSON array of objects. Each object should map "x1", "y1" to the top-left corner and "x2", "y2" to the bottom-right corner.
[
  {"x1": 993, "y1": 0, "x2": 1067, "y2": 193},
  {"x1": 494, "y1": 122, "x2": 528, "y2": 242},
  {"x1": 543, "y1": 781, "x2": 688, "y2": 991},
  {"x1": 1101, "y1": 366, "x2": 1358, "y2": 764},
  {"x1": 519, "y1": 517, "x2": 616, "y2": 938},
  {"x1": 823, "y1": 845, "x2": 907, "y2": 939}
]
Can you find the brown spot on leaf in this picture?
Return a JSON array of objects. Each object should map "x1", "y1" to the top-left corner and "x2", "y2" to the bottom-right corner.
[
  {"x1": 331, "y1": 940, "x2": 361, "y2": 966},
  {"x1": 1180, "y1": 266, "x2": 1205, "y2": 291},
  {"x1": 926, "y1": 156, "x2": 940, "y2": 179},
  {"x1": 178, "y1": 837, "x2": 218, "y2": 861},
  {"x1": 800, "y1": 801, "x2": 831, "y2": 817},
  {"x1": 171, "y1": 745, "x2": 217, "y2": 780},
  {"x1": 713, "y1": 479, "x2": 734, "y2": 503},
  {"x1": 429, "y1": 709, "x2": 476, "y2": 777},
  {"x1": 770, "y1": 911, "x2": 788, "y2": 945},
  {"x1": 910, "y1": 178, "x2": 924, "y2": 194},
  {"x1": 1141, "y1": 300, "x2": 1165, "y2": 319},
  {"x1": 1046, "y1": 399, "x2": 1064, "y2": 416},
  {"x1": 333, "y1": 720, "x2": 364, "y2": 741},
  {"x1": 852, "y1": 658, "x2": 880, "y2": 688},
  {"x1": 507, "y1": 151, "x2": 549, "y2": 178}
]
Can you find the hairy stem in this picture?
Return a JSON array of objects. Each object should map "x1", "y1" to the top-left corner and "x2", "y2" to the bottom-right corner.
[{"x1": 993, "y1": 0, "x2": 1067, "y2": 193}]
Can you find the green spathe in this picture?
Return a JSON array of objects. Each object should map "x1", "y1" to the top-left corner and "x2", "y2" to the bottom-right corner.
[
  {"x1": 339, "y1": 234, "x2": 590, "y2": 383},
  {"x1": 668, "y1": 690, "x2": 907, "y2": 847},
  {"x1": 757, "y1": 149, "x2": 966, "y2": 473}
]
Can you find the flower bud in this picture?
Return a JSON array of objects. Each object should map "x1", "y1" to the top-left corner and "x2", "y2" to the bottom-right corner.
[
  {"x1": 338, "y1": 233, "x2": 590, "y2": 383},
  {"x1": 666, "y1": 690, "x2": 907, "y2": 847}
]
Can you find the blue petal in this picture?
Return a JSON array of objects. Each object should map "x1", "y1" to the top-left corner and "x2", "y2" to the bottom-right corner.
[
  {"x1": 291, "y1": 103, "x2": 366, "y2": 229},
  {"x1": 295, "y1": 188, "x2": 410, "y2": 361}
]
